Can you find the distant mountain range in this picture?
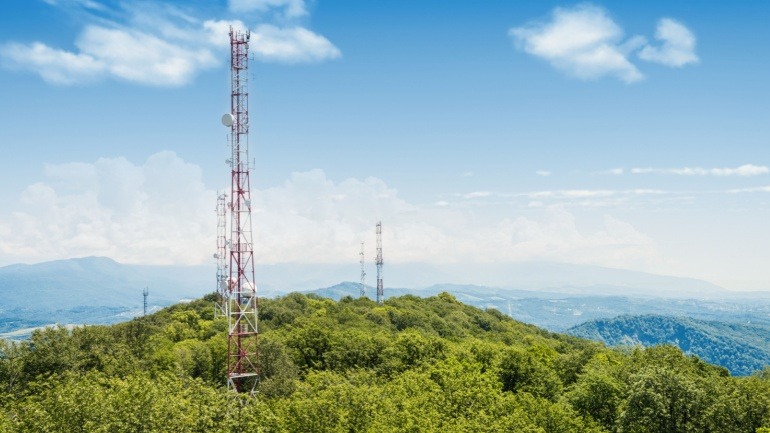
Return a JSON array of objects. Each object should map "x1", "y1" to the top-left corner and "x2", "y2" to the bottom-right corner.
[
  {"x1": 568, "y1": 315, "x2": 770, "y2": 376},
  {"x1": 0, "y1": 256, "x2": 214, "y2": 336},
  {"x1": 271, "y1": 261, "x2": 736, "y2": 299},
  {"x1": 309, "y1": 281, "x2": 770, "y2": 331},
  {"x1": 3, "y1": 256, "x2": 770, "y2": 341}
]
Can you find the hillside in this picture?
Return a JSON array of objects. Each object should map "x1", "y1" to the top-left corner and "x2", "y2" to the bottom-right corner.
[
  {"x1": 1, "y1": 293, "x2": 769, "y2": 432},
  {"x1": 568, "y1": 314, "x2": 770, "y2": 376}
]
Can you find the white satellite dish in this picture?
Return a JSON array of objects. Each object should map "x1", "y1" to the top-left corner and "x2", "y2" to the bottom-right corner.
[{"x1": 221, "y1": 113, "x2": 235, "y2": 127}]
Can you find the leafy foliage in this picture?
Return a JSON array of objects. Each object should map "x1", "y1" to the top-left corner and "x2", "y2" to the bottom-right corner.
[
  {"x1": 568, "y1": 314, "x2": 770, "y2": 375},
  {"x1": 1, "y1": 293, "x2": 769, "y2": 432}
]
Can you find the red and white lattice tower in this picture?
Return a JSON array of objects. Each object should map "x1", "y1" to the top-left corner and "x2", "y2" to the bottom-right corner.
[
  {"x1": 224, "y1": 26, "x2": 259, "y2": 394},
  {"x1": 376, "y1": 221, "x2": 383, "y2": 304},
  {"x1": 215, "y1": 192, "x2": 228, "y2": 314},
  {"x1": 359, "y1": 241, "x2": 366, "y2": 298}
]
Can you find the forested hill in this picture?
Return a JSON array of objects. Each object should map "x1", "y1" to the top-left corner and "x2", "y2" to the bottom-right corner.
[
  {"x1": 2, "y1": 293, "x2": 770, "y2": 432},
  {"x1": 568, "y1": 314, "x2": 770, "y2": 376}
]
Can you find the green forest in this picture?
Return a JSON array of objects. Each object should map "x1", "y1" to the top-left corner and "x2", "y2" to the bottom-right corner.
[
  {"x1": 569, "y1": 314, "x2": 770, "y2": 376},
  {"x1": 1, "y1": 292, "x2": 770, "y2": 432}
]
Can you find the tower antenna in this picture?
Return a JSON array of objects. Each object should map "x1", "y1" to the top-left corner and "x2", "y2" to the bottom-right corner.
[
  {"x1": 223, "y1": 25, "x2": 259, "y2": 394},
  {"x1": 376, "y1": 221, "x2": 384, "y2": 304},
  {"x1": 214, "y1": 192, "x2": 228, "y2": 316},
  {"x1": 359, "y1": 241, "x2": 366, "y2": 298},
  {"x1": 142, "y1": 287, "x2": 149, "y2": 316}
]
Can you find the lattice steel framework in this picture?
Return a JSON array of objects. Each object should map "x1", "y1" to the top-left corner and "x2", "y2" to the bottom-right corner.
[
  {"x1": 359, "y1": 241, "x2": 366, "y2": 298},
  {"x1": 376, "y1": 222, "x2": 383, "y2": 304},
  {"x1": 226, "y1": 26, "x2": 259, "y2": 394},
  {"x1": 214, "y1": 192, "x2": 228, "y2": 316},
  {"x1": 142, "y1": 287, "x2": 149, "y2": 316}
]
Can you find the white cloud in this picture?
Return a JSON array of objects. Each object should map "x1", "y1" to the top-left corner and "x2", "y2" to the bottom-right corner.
[
  {"x1": 639, "y1": 18, "x2": 698, "y2": 67},
  {"x1": 1, "y1": 2, "x2": 340, "y2": 85},
  {"x1": 491, "y1": 210, "x2": 658, "y2": 268},
  {"x1": 463, "y1": 191, "x2": 492, "y2": 199},
  {"x1": 229, "y1": 0, "x2": 307, "y2": 18},
  {"x1": 80, "y1": 26, "x2": 217, "y2": 86},
  {"x1": 0, "y1": 160, "x2": 660, "y2": 270},
  {"x1": 0, "y1": 42, "x2": 104, "y2": 85},
  {"x1": 631, "y1": 164, "x2": 768, "y2": 177},
  {"x1": 251, "y1": 25, "x2": 341, "y2": 63},
  {"x1": 0, "y1": 25, "x2": 217, "y2": 86},
  {"x1": 596, "y1": 168, "x2": 624, "y2": 175},
  {"x1": 41, "y1": 0, "x2": 106, "y2": 11},
  {"x1": 536, "y1": 170, "x2": 552, "y2": 177},
  {"x1": 0, "y1": 152, "x2": 215, "y2": 265},
  {"x1": 510, "y1": 4, "x2": 698, "y2": 83},
  {"x1": 510, "y1": 4, "x2": 643, "y2": 83},
  {"x1": 727, "y1": 186, "x2": 770, "y2": 194},
  {"x1": 202, "y1": 19, "x2": 249, "y2": 48}
]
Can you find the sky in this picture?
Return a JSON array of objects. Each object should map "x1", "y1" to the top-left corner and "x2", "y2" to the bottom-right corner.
[{"x1": 1, "y1": 0, "x2": 769, "y2": 291}]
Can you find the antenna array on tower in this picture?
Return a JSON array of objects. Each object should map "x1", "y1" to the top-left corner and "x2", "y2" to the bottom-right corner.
[
  {"x1": 215, "y1": 192, "x2": 228, "y2": 316},
  {"x1": 376, "y1": 221, "x2": 384, "y2": 304},
  {"x1": 359, "y1": 242, "x2": 366, "y2": 298},
  {"x1": 224, "y1": 26, "x2": 259, "y2": 394},
  {"x1": 142, "y1": 287, "x2": 149, "y2": 316}
]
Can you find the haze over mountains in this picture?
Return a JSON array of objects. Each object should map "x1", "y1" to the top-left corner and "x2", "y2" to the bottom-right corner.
[
  {"x1": 0, "y1": 256, "x2": 749, "y2": 313},
  {"x1": 2, "y1": 256, "x2": 770, "y2": 374},
  {"x1": 0, "y1": 256, "x2": 768, "y2": 333}
]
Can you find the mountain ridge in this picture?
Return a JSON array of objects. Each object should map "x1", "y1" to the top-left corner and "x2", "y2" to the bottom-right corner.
[{"x1": 568, "y1": 314, "x2": 770, "y2": 376}]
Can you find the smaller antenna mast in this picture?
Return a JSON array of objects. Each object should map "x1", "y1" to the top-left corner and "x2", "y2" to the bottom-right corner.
[
  {"x1": 359, "y1": 241, "x2": 366, "y2": 298},
  {"x1": 376, "y1": 221, "x2": 383, "y2": 305},
  {"x1": 142, "y1": 287, "x2": 149, "y2": 316},
  {"x1": 215, "y1": 192, "x2": 228, "y2": 316}
]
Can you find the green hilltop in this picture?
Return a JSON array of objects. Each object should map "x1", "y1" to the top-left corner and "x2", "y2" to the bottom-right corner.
[{"x1": 1, "y1": 292, "x2": 770, "y2": 432}]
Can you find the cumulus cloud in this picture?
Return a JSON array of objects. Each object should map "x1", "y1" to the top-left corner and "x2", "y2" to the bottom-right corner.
[
  {"x1": 595, "y1": 168, "x2": 624, "y2": 175},
  {"x1": 0, "y1": 152, "x2": 215, "y2": 265},
  {"x1": 493, "y1": 211, "x2": 658, "y2": 268},
  {"x1": 0, "y1": 158, "x2": 661, "y2": 270},
  {"x1": 251, "y1": 25, "x2": 341, "y2": 63},
  {"x1": 229, "y1": 0, "x2": 307, "y2": 18},
  {"x1": 203, "y1": 19, "x2": 249, "y2": 47},
  {"x1": 639, "y1": 18, "x2": 698, "y2": 67},
  {"x1": 510, "y1": 4, "x2": 698, "y2": 83},
  {"x1": 463, "y1": 191, "x2": 492, "y2": 199},
  {"x1": 536, "y1": 170, "x2": 552, "y2": 177},
  {"x1": 510, "y1": 4, "x2": 643, "y2": 83},
  {"x1": 1, "y1": 1, "x2": 340, "y2": 86},
  {"x1": 1, "y1": 26, "x2": 217, "y2": 86},
  {"x1": 631, "y1": 164, "x2": 768, "y2": 176},
  {"x1": 40, "y1": 0, "x2": 106, "y2": 11},
  {"x1": 0, "y1": 42, "x2": 104, "y2": 85}
]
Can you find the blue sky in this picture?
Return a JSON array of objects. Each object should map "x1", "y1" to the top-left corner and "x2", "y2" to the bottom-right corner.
[{"x1": 1, "y1": 0, "x2": 770, "y2": 290}]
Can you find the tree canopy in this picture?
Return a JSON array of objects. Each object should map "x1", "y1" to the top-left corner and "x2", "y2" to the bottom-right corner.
[{"x1": 1, "y1": 292, "x2": 769, "y2": 432}]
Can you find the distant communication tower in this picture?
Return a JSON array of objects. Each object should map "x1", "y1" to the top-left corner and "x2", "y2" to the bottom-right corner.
[
  {"x1": 376, "y1": 221, "x2": 384, "y2": 304},
  {"x1": 214, "y1": 192, "x2": 228, "y2": 316},
  {"x1": 359, "y1": 242, "x2": 366, "y2": 298},
  {"x1": 222, "y1": 26, "x2": 259, "y2": 394},
  {"x1": 142, "y1": 287, "x2": 149, "y2": 316}
]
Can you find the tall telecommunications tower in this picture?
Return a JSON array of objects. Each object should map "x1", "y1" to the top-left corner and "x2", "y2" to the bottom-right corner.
[
  {"x1": 359, "y1": 242, "x2": 366, "y2": 298},
  {"x1": 222, "y1": 26, "x2": 259, "y2": 394},
  {"x1": 376, "y1": 221, "x2": 383, "y2": 304},
  {"x1": 215, "y1": 192, "x2": 228, "y2": 314},
  {"x1": 142, "y1": 287, "x2": 149, "y2": 316}
]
